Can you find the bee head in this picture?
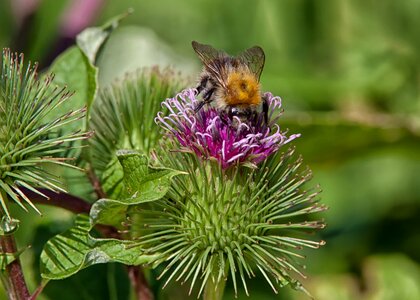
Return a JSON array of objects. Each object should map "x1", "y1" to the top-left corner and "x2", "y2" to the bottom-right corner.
[{"x1": 225, "y1": 71, "x2": 261, "y2": 106}]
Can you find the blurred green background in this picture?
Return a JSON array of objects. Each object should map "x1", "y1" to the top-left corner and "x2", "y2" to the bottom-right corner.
[{"x1": 1, "y1": 0, "x2": 419, "y2": 299}]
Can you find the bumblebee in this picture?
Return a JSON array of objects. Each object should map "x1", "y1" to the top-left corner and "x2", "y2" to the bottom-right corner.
[{"x1": 192, "y1": 41, "x2": 268, "y2": 124}]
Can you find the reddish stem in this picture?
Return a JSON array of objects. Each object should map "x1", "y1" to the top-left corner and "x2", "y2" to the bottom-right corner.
[
  {"x1": 0, "y1": 234, "x2": 30, "y2": 300},
  {"x1": 29, "y1": 280, "x2": 47, "y2": 300},
  {"x1": 128, "y1": 266, "x2": 154, "y2": 300},
  {"x1": 20, "y1": 187, "x2": 91, "y2": 214},
  {"x1": 87, "y1": 168, "x2": 107, "y2": 199}
]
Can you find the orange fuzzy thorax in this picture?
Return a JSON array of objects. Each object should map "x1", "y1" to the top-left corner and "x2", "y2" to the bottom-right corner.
[{"x1": 225, "y1": 71, "x2": 261, "y2": 106}]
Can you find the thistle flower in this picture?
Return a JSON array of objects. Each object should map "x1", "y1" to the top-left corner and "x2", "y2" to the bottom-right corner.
[
  {"x1": 134, "y1": 149, "x2": 326, "y2": 298},
  {"x1": 0, "y1": 49, "x2": 89, "y2": 216},
  {"x1": 155, "y1": 88, "x2": 300, "y2": 169},
  {"x1": 130, "y1": 88, "x2": 327, "y2": 298}
]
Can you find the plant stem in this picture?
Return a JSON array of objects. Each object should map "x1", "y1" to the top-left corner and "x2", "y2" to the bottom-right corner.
[
  {"x1": 0, "y1": 196, "x2": 30, "y2": 300},
  {"x1": 203, "y1": 277, "x2": 226, "y2": 300},
  {"x1": 22, "y1": 187, "x2": 121, "y2": 238},
  {"x1": 127, "y1": 266, "x2": 154, "y2": 300},
  {"x1": 19, "y1": 187, "x2": 92, "y2": 214},
  {"x1": 29, "y1": 279, "x2": 48, "y2": 300},
  {"x1": 87, "y1": 167, "x2": 107, "y2": 199}
]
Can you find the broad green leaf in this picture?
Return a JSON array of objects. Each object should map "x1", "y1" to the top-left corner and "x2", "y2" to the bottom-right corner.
[
  {"x1": 40, "y1": 215, "x2": 158, "y2": 280},
  {"x1": 44, "y1": 46, "x2": 97, "y2": 165},
  {"x1": 76, "y1": 9, "x2": 132, "y2": 64},
  {"x1": 49, "y1": 11, "x2": 129, "y2": 115},
  {"x1": 101, "y1": 157, "x2": 124, "y2": 200},
  {"x1": 90, "y1": 152, "x2": 185, "y2": 227},
  {"x1": 48, "y1": 46, "x2": 98, "y2": 115},
  {"x1": 117, "y1": 150, "x2": 186, "y2": 203},
  {"x1": 89, "y1": 199, "x2": 127, "y2": 227},
  {"x1": 76, "y1": 28, "x2": 109, "y2": 64}
]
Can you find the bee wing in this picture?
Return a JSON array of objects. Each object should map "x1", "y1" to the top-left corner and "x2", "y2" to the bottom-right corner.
[
  {"x1": 238, "y1": 46, "x2": 265, "y2": 81},
  {"x1": 192, "y1": 41, "x2": 228, "y2": 86},
  {"x1": 192, "y1": 41, "x2": 226, "y2": 63}
]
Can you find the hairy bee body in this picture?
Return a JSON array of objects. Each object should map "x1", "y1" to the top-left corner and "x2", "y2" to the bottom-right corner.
[{"x1": 192, "y1": 41, "x2": 268, "y2": 124}]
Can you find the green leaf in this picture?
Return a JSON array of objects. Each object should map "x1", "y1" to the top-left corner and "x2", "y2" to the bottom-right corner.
[
  {"x1": 117, "y1": 150, "x2": 186, "y2": 203},
  {"x1": 89, "y1": 199, "x2": 127, "y2": 228},
  {"x1": 48, "y1": 11, "x2": 129, "y2": 116},
  {"x1": 101, "y1": 157, "x2": 124, "y2": 200},
  {"x1": 44, "y1": 46, "x2": 97, "y2": 164},
  {"x1": 46, "y1": 10, "x2": 130, "y2": 131},
  {"x1": 40, "y1": 215, "x2": 158, "y2": 280},
  {"x1": 90, "y1": 151, "x2": 185, "y2": 227},
  {"x1": 76, "y1": 28, "x2": 109, "y2": 65},
  {"x1": 48, "y1": 46, "x2": 98, "y2": 116},
  {"x1": 76, "y1": 9, "x2": 132, "y2": 65}
]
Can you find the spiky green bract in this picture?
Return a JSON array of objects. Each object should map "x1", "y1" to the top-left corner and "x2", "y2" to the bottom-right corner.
[
  {"x1": 0, "y1": 49, "x2": 90, "y2": 216},
  {"x1": 131, "y1": 143, "x2": 327, "y2": 297},
  {"x1": 89, "y1": 68, "x2": 185, "y2": 174}
]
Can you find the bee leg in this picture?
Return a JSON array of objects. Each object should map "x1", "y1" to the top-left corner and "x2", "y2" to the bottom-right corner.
[
  {"x1": 194, "y1": 100, "x2": 206, "y2": 113},
  {"x1": 252, "y1": 110, "x2": 258, "y2": 124},
  {"x1": 220, "y1": 107, "x2": 238, "y2": 127},
  {"x1": 225, "y1": 106, "x2": 235, "y2": 123},
  {"x1": 220, "y1": 110, "x2": 230, "y2": 126},
  {"x1": 249, "y1": 110, "x2": 259, "y2": 126},
  {"x1": 194, "y1": 87, "x2": 215, "y2": 113},
  {"x1": 203, "y1": 87, "x2": 215, "y2": 102},
  {"x1": 262, "y1": 94, "x2": 269, "y2": 125}
]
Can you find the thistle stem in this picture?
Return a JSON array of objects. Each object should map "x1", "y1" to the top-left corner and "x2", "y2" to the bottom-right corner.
[
  {"x1": 127, "y1": 266, "x2": 154, "y2": 300},
  {"x1": 29, "y1": 280, "x2": 48, "y2": 300},
  {"x1": 203, "y1": 277, "x2": 226, "y2": 300},
  {"x1": 87, "y1": 167, "x2": 107, "y2": 199},
  {"x1": 0, "y1": 193, "x2": 30, "y2": 300},
  {"x1": 20, "y1": 187, "x2": 91, "y2": 214}
]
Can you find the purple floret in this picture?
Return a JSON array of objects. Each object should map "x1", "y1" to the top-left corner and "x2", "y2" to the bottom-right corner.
[{"x1": 155, "y1": 88, "x2": 300, "y2": 169}]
